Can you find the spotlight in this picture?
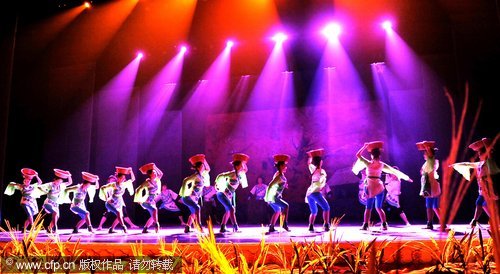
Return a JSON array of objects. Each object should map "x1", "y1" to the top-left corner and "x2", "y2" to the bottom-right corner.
[
  {"x1": 322, "y1": 23, "x2": 342, "y2": 40},
  {"x1": 137, "y1": 51, "x2": 144, "y2": 60},
  {"x1": 180, "y1": 45, "x2": 188, "y2": 54},
  {"x1": 84, "y1": 2, "x2": 91, "y2": 8},
  {"x1": 226, "y1": 40, "x2": 234, "y2": 49},
  {"x1": 381, "y1": 20, "x2": 392, "y2": 31},
  {"x1": 272, "y1": 32, "x2": 288, "y2": 44}
]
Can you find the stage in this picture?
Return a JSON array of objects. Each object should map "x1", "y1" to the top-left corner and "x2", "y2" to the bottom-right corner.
[
  {"x1": 0, "y1": 223, "x2": 480, "y2": 244},
  {"x1": 0, "y1": 223, "x2": 493, "y2": 273}
]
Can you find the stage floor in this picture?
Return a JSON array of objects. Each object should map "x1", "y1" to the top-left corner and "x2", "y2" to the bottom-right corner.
[{"x1": 0, "y1": 223, "x2": 485, "y2": 244}]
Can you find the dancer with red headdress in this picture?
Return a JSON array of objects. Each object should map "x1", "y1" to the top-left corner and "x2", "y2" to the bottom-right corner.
[
  {"x1": 305, "y1": 148, "x2": 331, "y2": 232},
  {"x1": 265, "y1": 154, "x2": 291, "y2": 233},
  {"x1": 215, "y1": 153, "x2": 249, "y2": 233},
  {"x1": 451, "y1": 138, "x2": 499, "y2": 228},
  {"x1": 179, "y1": 154, "x2": 210, "y2": 233},
  {"x1": 4, "y1": 168, "x2": 43, "y2": 230},
  {"x1": 355, "y1": 141, "x2": 412, "y2": 231},
  {"x1": 134, "y1": 163, "x2": 163, "y2": 233},
  {"x1": 64, "y1": 172, "x2": 99, "y2": 233},
  {"x1": 99, "y1": 167, "x2": 135, "y2": 233},
  {"x1": 39, "y1": 168, "x2": 72, "y2": 233},
  {"x1": 416, "y1": 141, "x2": 442, "y2": 230}
]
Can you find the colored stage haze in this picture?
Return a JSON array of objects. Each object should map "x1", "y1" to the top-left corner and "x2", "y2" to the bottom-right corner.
[
  {"x1": 245, "y1": 31, "x2": 291, "y2": 111},
  {"x1": 372, "y1": 26, "x2": 450, "y2": 169},
  {"x1": 91, "y1": 53, "x2": 143, "y2": 170},
  {"x1": 183, "y1": 41, "x2": 233, "y2": 114},
  {"x1": 307, "y1": 22, "x2": 376, "y2": 162},
  {"x1": 138, "y1": 48, "x2": 187, "y2": 149}
]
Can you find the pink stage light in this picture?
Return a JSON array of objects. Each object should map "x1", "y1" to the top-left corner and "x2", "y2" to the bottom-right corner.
[
  {"x1": 322, "y1": 23, "x2": 342, "y2": 40},
  {"x1": 180, "y1": 45, "x2": 188, "y2": 54},
  {"x1": 137, "y1": 52, "x2": 144, "y2": 60},
  {"x1": 382, "y1": 20, "x2": 393, "y2": 31},
  {"x1": 226, "y1": 40, "x2": 235, "y2": 49},
  {"x1": 272, "y1": 32, "x2": 288, "y2": 44}
]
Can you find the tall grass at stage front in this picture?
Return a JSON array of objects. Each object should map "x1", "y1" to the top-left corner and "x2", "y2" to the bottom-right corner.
[
  {"x1": 0, "y1": 214, "x2": 84, "y2": 273},
  {"x1": 0, "y1": 210, "x2": 496, "y2": 273}
]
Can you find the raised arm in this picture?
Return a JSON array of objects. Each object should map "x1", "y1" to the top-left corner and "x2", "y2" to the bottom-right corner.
[
  {"x1": 203, "y1": 159, "x2": 211, "y2": 173},
  {"x1": 356, "y1": 143, "x2": 370, "y2": 165},
  {"x1": 65, "y1": 173, "x2": 73, "y2": 187},
  {"x1": 35, "y1": 174, "x2": 43, "y2": 185},
  {"x1": 156, "y1": 166, "x2": 164, "y2": 179}
]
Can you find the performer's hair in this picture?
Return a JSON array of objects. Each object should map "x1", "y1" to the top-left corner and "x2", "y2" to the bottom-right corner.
[
  {"x1": 232, "y1": 160, "x2": 242, "y2": 171},
  {"x1": 371, "y1": 148, "x2": 381, "y2": 159},
  {"x1": 312, "y1": 156, "x2": 322, "y2": 167},
  {"x1": 275, "y1": 161, "x2": 286, "y2": 170},
  {"x1": 193, "y1": 161, "x2": 203, "y2": 169},
  {"x1": 146, "y1": 169, "x2": 155, "y2": 177}
]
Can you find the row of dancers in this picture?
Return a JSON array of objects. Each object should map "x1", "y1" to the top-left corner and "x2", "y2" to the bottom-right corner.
[{"x1": 3, "y1": 137, "x2": 498, "y2": 234}]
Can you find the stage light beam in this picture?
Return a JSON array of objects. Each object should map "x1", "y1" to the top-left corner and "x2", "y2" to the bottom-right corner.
[
  {"x1": 382, "y1": 20, "x2": 393, "y2": 32},
  {"x1": 180, "y1": 45, "x2": 188, "y2": 55},
  {"x1": 322, "y1": 23, "x2": 342, "y2": 40},
  {"x1": 272, "y1": 32, "x2": 288, "y2": 44}
]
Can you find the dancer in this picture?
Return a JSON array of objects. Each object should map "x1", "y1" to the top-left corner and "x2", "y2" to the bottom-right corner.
[
  {"x1": 416, "y1": 141, "x2": 442, "y2": 230},
  {"x1": 383, "y1": 166, "x2": 411, "y2": 226},
  {"x1": 355, "y1": 141, "x2": 412, "y2": 231},
  {"x1": 65, "y1": 172, "x2": 99, "y2": 233},
  {"x1": 450, "y1": 138, "x2": 499, "y2": 228},
  {"x1": 201, "y1": 183, "x2": 218, "y2": 226},
  {"x1": 99, "y1": 167, "x2": 135, "y2": 233},
  {"x1": 97, "y1": 175, "x2": 139, "y2": 230},
  {"x1": 134, "y1": 163, "x2": 163, "y2": 233},
  {"x1": 265, "y1": 154, "x2": 291, "y2": 233},
  {"x1": 215, "y1": 153, "x2": 249, "y2": 233},
  {"x1": 248, "y1": 176, "x2": 269, "y2": 225},
  {"x1": 39, "y1": 169, "x2": 72, "y2": 233},
  {"x1": 157, "y1": 184, "x2": 187, "y2": 227},
  {"x1": 305, "y1": 148, "x2": 331, "y2": 232},
  {"x1": 179, "y1": 154, "x2": 210, "y2": 233},
  {"x1": 4, "y1": 168, "x2": 43, "y2": 230}
]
